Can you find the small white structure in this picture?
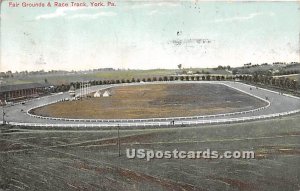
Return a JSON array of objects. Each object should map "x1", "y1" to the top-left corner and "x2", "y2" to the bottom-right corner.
[
  {"x1": 187, "y1": 70, "x2": 193, "y2": 75},
  {"x1": 94, "y1": 90, "x2": 101, "y2": 98},
  {"x1": 103, "y1": 90, "x2": 111, "y2": 97},
  {"x1": 68, "y1": 85, "x2": 75, "y2": 97}
]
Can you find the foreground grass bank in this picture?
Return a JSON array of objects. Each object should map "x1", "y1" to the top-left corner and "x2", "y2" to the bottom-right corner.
[{"x1": 0, "y1": 113, "x2": 299, "y2": 190}]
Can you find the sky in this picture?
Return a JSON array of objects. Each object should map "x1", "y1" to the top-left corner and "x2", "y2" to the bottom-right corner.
[{"x1": 0, "y1": 0, "x2": 299, "y2": 72}]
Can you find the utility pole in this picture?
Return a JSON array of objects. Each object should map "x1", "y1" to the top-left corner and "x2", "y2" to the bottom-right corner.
[
  {"x1": 117, "y1": 124, "x2": 121, "y2": 157},
  {"x1": 2, "y1": 105, "x2": 5, "y2": 125},
  {"x1": 2, "y1": 96, "x2": 6, "y2": 125}
]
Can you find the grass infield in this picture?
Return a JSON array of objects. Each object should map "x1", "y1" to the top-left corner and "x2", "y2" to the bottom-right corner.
[{"x1": 32, "y1": 83, "x2": 267, "y2": 119}]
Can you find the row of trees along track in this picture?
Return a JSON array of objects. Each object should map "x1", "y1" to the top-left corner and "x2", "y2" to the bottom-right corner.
[
  {"x1": 69, "y1": 75, "x2": 231, "y2": 90},
  {"x1": 237, "y1": 74, "x2": 299, "y2": 94},
  {"x1": 49, "y1": 74, "x2": 298, "y2": 96},
  {"x1": 52, "y1": 75, "x2": 229, "y2": 93}
]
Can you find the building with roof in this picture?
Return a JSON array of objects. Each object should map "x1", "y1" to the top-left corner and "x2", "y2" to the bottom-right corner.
[{"x1": 0, "y1": 83, "x2": 50, "y2": 102}]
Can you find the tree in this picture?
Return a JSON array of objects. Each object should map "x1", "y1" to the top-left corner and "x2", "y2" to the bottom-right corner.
[
  {"x1": 284, "y1": 78, "x2": 291, "y2": 89},
  {"x1": 271, "y1": 78, "x2": 276, "y2": 86},
  {"x1": 75, "y1": 82, "x2": 80, "y2": 89},
  {"x1": 216, "y1": 65, "x2": 225, "y2": 70},
  {"x1": 177, "y1": 64, "x2": 182, "y2": 70},
  {"x1": 232, "y1": 69, "x2": 238, "y2": 75},
  {"x1": 291, "y1": 80, "x2": 298, "y2": 91}
]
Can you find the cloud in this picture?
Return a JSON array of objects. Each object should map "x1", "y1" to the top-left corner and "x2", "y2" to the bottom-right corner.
[
  {"x1": 68, "y1": 12, "x2": 117, "y2": 19},
  {"x1": 128, "y1": 1, "x2": 180, "y2": 9},
  {"x1": 213, "y1": 12, "x2": 274, "y2": 23},
  {"x1": 36, "y1": 9, "x2": 65, "y2": 20},
  {"x1": 35, "y1": 7, "x2": 92, "y2": 20}
]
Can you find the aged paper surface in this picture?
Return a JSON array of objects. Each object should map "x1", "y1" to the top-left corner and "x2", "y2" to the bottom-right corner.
[{"x1": 0, "y1": 1, "x2": 299, "y2": 190}]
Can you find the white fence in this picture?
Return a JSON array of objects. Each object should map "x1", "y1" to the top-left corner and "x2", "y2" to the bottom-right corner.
[{"x1": 7, "y1": 109, "x2": 300, "y2": 128}]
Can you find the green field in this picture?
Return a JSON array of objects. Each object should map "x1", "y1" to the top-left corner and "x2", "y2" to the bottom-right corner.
[
  {"x1": 1, "y1": 68, "x2": 231, "y2": 86},
  {"x1": 2, "y1": 69, "x2": 176, "y2": 86},
  {"x1": 0, "y1": 113, "x2": 299, "y2": 190}
]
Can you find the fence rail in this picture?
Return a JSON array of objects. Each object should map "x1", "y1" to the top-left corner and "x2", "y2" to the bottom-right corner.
[{"x1": 7, "y1": 109, "x2": 300, "y2": 128}]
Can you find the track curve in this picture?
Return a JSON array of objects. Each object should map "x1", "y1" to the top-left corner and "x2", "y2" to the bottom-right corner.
[{"x1": 3, "y1": 81, "x2": 300, "y2": 128}]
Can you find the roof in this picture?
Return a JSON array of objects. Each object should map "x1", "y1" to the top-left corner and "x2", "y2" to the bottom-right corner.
[
  {"x1": 69, "y1": 85, "x2": 75, "y2": 91},
  {"x1": 0, "y1": 83, "x2": 50, "y2": 93},
  {"x1": 103, "y1": 90, "x2": 111, "y2": 96}
]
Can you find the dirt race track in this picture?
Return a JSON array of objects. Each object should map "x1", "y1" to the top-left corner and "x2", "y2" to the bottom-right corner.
[{"x1": 2, "y1": 81, "x2": 300, "y2": 127}]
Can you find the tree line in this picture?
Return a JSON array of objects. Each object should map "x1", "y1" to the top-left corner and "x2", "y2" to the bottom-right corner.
[
  {"x1": 68, "y1": 75, "x2": 230, "y2": 90},
  {"x1": 51, "y1": 74, "x2": 298, "y2": 93},
  {"x1": 237, "y1": 74, "x2": 298, "y2": 92}
]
